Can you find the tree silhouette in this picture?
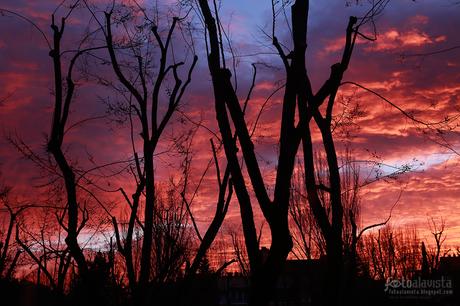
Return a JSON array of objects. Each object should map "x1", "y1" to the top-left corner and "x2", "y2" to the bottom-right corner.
[
  {"x1": 196, "y1": 0, "x2": 389, "y2": 305},
  {"x1": 0, "y1": 1, "x2": 113, "y2": 295},
  {"x1": 0, "y1": 184, "x2": 23, "y2": 280},
  {"x1": 0, "y1": 1, "x2": 459, "y2": 306},
  {"x1": 84, "y1": 2, "x2": 198, "y2": 302}
]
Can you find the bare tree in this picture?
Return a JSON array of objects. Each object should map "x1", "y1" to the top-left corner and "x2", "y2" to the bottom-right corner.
[
  {"x1": 184, "y1": 138, "x2": 234, "y2": 278},
  {"x1": 83, "y1": 2, "x2": 198, "y2": 299},
  {"x1": 289, "y1": 159, "x2": 325, "y2": 260},
  {"x1": 196, "y1": 0, "x2": 300, "y2": 303},
  {"x1": 427, "y1": 217, "x2": 447, "y2": 273},
  {"x1": 46, "y1": 7, "x2": 102, "y2": 279},
  {"x1": 359, "y1": 225, "x2": 421, "y2": 280},
  {"x1": 0, "y1": 2, "x2": 113, "y2": 285},
  {"x1": 195, "y1": 1, "x2": 389, "y2": 305},
  {"x1": 80, "y1": 2, "x2": 230, "y2": 292},
  {"x1": 0, "y1": 186, "x2": 23, "y2": 280},
  {"x1": 229, "y1": 228, "x2": 250, "y2": 276},
  {"x1": 14, "y1": 204, "x2": 74, "y2": 292}
]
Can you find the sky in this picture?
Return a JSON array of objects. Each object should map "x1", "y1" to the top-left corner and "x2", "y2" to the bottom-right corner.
[{"x1": 0, "y1": 0, "x2": 460, "y2": 250}]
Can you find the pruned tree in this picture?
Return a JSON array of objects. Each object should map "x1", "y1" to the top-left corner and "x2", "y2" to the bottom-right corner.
[
  {"x1": 196, "y1": 0, "x2": 299, "y2": 303},
  {"x1": 195, "y1": 0, "x2": 389, "y2": 305},
  {"x1": 288, "y1": 1, "x2": 388, "y2": 304}
]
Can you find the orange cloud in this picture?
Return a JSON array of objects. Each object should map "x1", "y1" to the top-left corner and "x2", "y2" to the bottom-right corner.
[
  {"x1": 323, "y1": 27, "x2": 447, "y2": 55},
  {"x1": 364, "y1": 29, "x2": 447, "y2": 52}
]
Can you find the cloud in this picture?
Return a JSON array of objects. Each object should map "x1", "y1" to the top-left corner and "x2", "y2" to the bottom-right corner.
[
  {"x1": 365, "y1": 29, "x2": 446, "y2": 52},
  {"x1": 324, "y1": 28, "x2": 447, "y2": 54},
  {"x1": 1, "y1": 0, "x2": 460, "y2": 248}
]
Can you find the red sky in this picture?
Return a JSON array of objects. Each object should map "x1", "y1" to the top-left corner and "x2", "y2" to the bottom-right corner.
[{"x1": 1, "y1": 0, "x2": 460, "y2": 250}]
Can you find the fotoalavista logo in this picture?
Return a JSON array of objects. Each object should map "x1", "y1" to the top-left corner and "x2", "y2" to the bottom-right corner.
[{"x1": 384, "y1": 277, "x2": 453, "y2": 297}]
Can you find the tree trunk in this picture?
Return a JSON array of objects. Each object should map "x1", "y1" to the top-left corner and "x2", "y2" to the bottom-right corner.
[
  {"x1": 251, "y1": 216, "x2": 292, "y2": 306},
  {"x1": 138, "y1": 143, "x2": 155, "y2": 303}
]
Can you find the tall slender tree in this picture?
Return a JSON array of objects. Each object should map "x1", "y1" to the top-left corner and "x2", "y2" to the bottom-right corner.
[{"x1": 92, "y1": 2, "x2": 197, "y2": 300}]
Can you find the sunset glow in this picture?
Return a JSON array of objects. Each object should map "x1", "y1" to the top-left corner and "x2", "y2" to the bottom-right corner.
[{"x1": 0, "y1": 1, "x2": 460, "y2": 305}]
